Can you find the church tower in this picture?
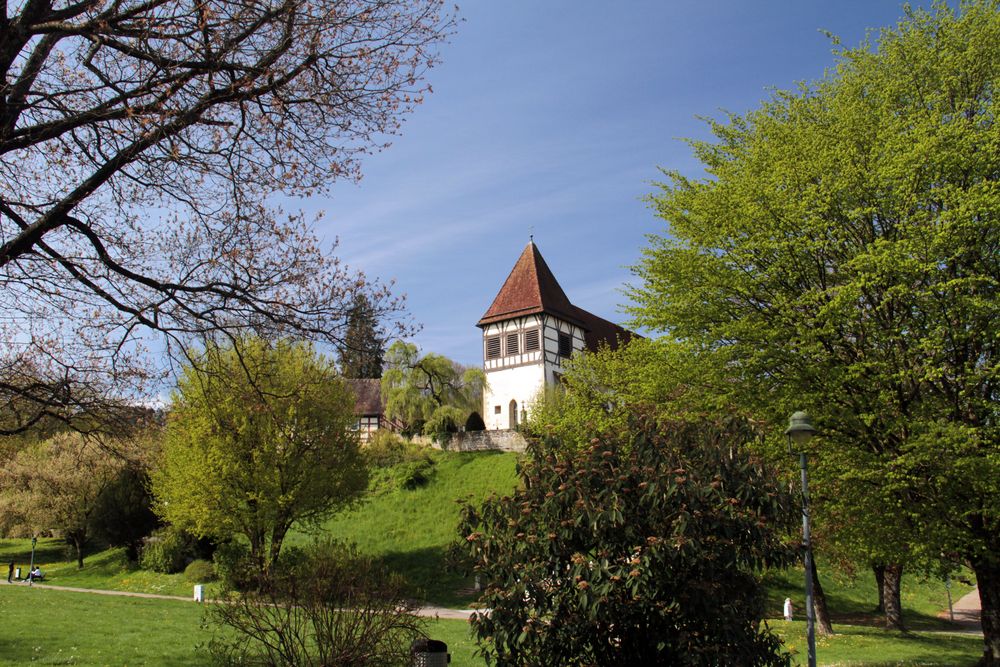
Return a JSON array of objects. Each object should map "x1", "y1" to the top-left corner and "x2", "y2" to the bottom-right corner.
[{"x1": 477, "y1": 242, "x2": 634, "y2": 430}]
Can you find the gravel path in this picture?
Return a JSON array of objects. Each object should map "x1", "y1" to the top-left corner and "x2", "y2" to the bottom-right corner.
[
  {"x1": 9, "y1": 578, "x2": 977, "y2": 628},
  {"x1": 944, "y1": 587, "x2": 982, "y2": 631},
  {"x1": 3, "y1": 579, "x2": 476, "y2": 619}
]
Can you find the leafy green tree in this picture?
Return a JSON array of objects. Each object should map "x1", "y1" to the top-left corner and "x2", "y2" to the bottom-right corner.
[
  {"x1": 529, "y1": 339, "x2": 838, "y2": 635},
  {"x1": 527, "y1": 338, "x2": 719, "y2": 444},
  {"x1": 381, "y1": 341, "x2": 486, "y2": 436},
  {"x1": 629, "y1": 1, "x2": 1000, "y2": 657},
  {"x1": 458, "y1": 416, "x2": 796, "y2": 666},
  {"x1": 339, "y1": 294, "x2": 388, "y2": 379},
  {"x1": 152, "y1": 339, "x2": 367, "y2": 582}
]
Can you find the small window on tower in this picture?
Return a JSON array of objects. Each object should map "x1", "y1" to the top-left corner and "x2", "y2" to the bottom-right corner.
[
  {"x1": 524, "y1": 329, "x2": 540, "y2": 351},
  {"x1": 506, "y1": 333, "x2": 519, "y2": 355},
  {"x1": 494, "y1": 405, "x2": 502, "y2": 414},
  {"x1": 558, "y1": 332, "x2": 572, "y2": 358},
  {"x1": 486, "y1": 336, "x2": 501, "y2": 359}
]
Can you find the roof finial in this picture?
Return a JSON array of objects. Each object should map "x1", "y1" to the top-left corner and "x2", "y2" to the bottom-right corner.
[{"x1": 529, "y1": 226, "x2": 534, "y2": 244}]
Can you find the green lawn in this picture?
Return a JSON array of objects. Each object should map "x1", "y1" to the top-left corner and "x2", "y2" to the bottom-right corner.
[
  {"x1": 0, "y1": 539, "x2": 214, "y2": 599},
  {"x1": 776, "y1": 620, "x2": 982, "y2": 666},
  {"x1": 0, "y1": 585, "x2": 984, "y2": 666},
  {"x1": 0, "y1": 583, "x2": 211, "y2": 665},
  {"x1": 0, "y1": 448, "x2": 986, "y2": 665}
]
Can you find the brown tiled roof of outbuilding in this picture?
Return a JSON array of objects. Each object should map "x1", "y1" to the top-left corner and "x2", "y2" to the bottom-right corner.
[
  {"x1": 347, "y1": 378, "x2": 383, "y2": 416},
  {"x1": 477, "y1": 242, "x2": 585, "y2": 328}
]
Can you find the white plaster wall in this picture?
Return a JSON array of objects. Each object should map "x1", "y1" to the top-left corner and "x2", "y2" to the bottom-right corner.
[
  {"x1": 483, "y1": 363, "x2": 546, "y2": 430},
  {"x1": 541, "y1": 316, "x2": 586, "y2": 382}
]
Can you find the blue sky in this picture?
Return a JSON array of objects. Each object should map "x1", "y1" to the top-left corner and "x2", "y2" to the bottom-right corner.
[{"x1": 305, "y1": 2, "x2": 920, "y2": 366}]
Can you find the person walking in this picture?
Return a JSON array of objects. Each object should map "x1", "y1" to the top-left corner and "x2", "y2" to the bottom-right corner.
[{"x1": 7, "y1": 561, "x2": 13, "y2": 583}]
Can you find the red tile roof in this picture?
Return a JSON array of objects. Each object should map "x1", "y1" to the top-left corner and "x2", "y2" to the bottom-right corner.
[
  {"x1": 477, "y1": 242, "x2": 584, "y2": 327},
  {"x1": 477, "y1": 242, "x2": 636, "y2": 351}
]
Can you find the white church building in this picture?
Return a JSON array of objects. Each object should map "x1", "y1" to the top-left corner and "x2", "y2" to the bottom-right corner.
[{"x1": 477, "y1": 241, "x2": 635, "y2": 430}]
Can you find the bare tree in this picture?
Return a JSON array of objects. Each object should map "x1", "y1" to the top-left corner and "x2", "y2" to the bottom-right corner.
[{"x1": 0, "y1": 0, "x2": 452, "y2": 433}]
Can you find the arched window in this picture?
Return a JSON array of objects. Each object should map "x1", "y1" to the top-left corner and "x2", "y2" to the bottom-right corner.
[{"x1": 509, "y1": 399, "x2": 518, "y2": 430}]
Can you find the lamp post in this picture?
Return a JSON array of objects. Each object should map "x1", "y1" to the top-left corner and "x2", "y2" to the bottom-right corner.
[
  {"x1": 786, "y1": 411, "x2": 817, "y2": 667},
  {"x1": 27, "y1": 536, "x2": 37, "y2": 587}
]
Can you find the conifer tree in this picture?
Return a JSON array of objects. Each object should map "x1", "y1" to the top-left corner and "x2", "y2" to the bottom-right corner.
[{"x1": 339, "y1": 295, "x2": 387, "y2": 379}]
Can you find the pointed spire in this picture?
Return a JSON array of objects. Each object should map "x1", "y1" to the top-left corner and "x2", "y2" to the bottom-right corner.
[{"x1": 477, "y1": 242, "x2": 584, "y2": 327}]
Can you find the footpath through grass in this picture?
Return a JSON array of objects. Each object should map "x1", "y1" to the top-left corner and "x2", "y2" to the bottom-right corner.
[{"x1": 765, "y1": 563, "x2": 976, "y2": 630}]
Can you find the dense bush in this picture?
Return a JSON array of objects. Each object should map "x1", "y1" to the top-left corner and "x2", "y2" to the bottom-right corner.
[
  {"x1": 184, "y1": 559, "x2": 217, "y2": 583},
  {"x1": 90, "y1": 465, "x2": 161, "y2": 562},
  {"x1": 364, "y1": 430, "x2": 426, "y2": 468},
  {"x1": 213, "y1": 540, "x2": 252, "y2": 589},
  {"x1": 208, "y1": 540, "x2": 425, "y2": 666},
  {"x1": 458, "y1": 415, "x2": 797, "y2": 666},
  {"x1": 141, "y1": 527, "x2": 214, "y2": 574},
  {"x1": 391, "y1": 459, "x2": 435, "y2": 489}
]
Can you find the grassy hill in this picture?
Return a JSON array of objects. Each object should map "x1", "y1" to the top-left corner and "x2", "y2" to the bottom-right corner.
[{"x1": 289, "y1": 448, "x2": 521, "y2": 607}]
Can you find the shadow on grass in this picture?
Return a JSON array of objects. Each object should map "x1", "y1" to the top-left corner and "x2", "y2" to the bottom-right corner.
[
  {"x1": 375, "y1": 545, "x2": 477, "y2": 609},
  {"x1": 763, "y1": 567, "x2": 970, "y2": 633},
  {"x1": 0, "y1": 538, "x2": 68, "y2": 566},
  {"x1": 776, "y1": 622, "x2": 984, "y2": 667},
  {"x1": 827, "y1": 609, "x2": 976, "y2": 632}
]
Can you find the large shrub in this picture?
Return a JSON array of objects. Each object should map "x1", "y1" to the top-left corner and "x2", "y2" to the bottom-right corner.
[
  {"x1": 458, "y1": 415, "x2": 797, "y2": 666},
  {"x1": 364, "y1": 430, "x2": 427, "y2": 468},
  {"x1": 141, "y1": 527, "x2": 214, "y2": 574},
  {"x1": 208, "y1": 540, "x2": 425, "y2": 666},
  {"x1": 184, "y1": 559, "x2": 217, "y2": 583}
]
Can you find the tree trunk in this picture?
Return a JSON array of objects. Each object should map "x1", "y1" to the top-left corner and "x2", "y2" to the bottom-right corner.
[
  {"x1": 971, "y1": 555, "x2": 1000, "y2": 666},
  {"x1": 873, "y1": 563, "x2": 886, "y2": 613},
  {"x1": 267, "y1": 525, "x2": 289, "y2": 578},
  {"x1": 248, "y1": 531, "x2": 267, "y2": 591},
  {"x1": 67, "y1": 530, "x2": 86, "y2": 569},
  {"x1": 883, "y1": 563, "x2": 905, "y2": 631},
  {"x1": 811, "y1": 556, "x2": 835, "y2": 636},
  {"x1": 74, "y1": 537, "x2": 85, "y2": 569}
]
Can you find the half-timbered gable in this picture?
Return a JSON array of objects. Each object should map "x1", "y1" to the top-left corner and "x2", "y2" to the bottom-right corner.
[{"x1": 477, "y1": 242, "x2": 635, "y2": 430}]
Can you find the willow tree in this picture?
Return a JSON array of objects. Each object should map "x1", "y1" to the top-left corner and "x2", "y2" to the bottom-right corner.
[
  {"x1": 630, "y1": 2, "x2": 1000, "y2": 661},
  {"x1": 0, "y1": 0, "x2": 453, "y2": 434},
  {"x1": 381, "y1": 341, "x2": 486, "y2": 436}
]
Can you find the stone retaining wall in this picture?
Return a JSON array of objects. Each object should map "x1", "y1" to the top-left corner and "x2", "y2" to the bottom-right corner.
[{"x1": 413, "y1": 430, "x2": 527, "y2": 453}]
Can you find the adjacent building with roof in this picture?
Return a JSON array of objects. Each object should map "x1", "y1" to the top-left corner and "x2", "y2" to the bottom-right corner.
[
  {"x1": 477, "y1": 241, "x2": 635, "y2": 431},
  {"x1": 346, "y1": 378, "x2": 388, "y2": 443}
]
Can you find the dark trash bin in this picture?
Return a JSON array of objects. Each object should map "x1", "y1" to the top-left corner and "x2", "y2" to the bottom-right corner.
[{"x1": 411, "y1": 638, "x2": 450, "y2": 667}]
